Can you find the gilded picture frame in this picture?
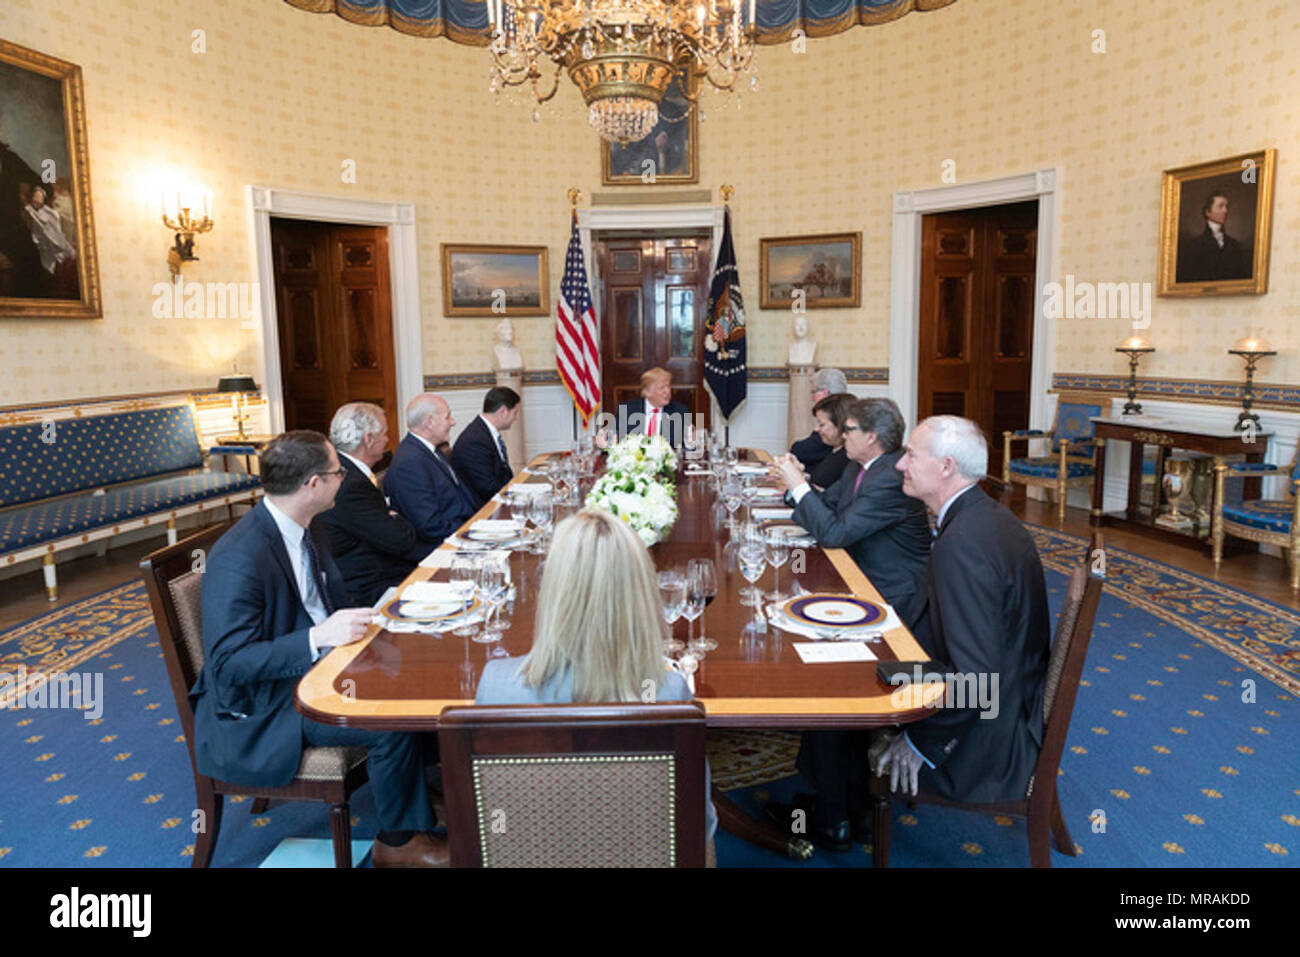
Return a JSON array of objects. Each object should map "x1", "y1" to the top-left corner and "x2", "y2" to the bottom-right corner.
[
  {"x1": 601, "y1": 70, "x2": 699, "y2": 187},
  {"x1": 0, "y1": 39, "x2": 102, "y2": 319},
  {"x1": 1157, "y1": 149, "x2": 1275, "y2": 297},
  {"x1": 441, "y1": 243, "x2": 550, "y2": 317},
  {"x1": 759, "y1": 232, "x2": 862, "y2": 309}
]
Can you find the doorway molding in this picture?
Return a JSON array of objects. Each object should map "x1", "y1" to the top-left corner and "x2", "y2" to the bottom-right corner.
[
  {"x1": 889, "y1": 168, "x2": 1061, "y2": 431},
  {"x1": 246, "y1": 186, "x2": 424, "y2": 435}
]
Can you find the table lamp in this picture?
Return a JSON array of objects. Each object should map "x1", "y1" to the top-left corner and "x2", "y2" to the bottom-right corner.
[
  {"x1": 217, "y1": 366, "x2": 259, "y2": 442},
  {"x1": 1114, "y1": 335, "x2": 1154, "y2": 415},
  {"x1": 1227, "y1": 335, "x2": 1276, "y2": 432}
]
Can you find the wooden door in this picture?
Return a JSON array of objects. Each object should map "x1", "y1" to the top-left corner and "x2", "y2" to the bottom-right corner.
[
  {"x1": 271, "y1": 219, "x2": 398, "y2": 451},
  {"x1": 917, "y1": 201, "x2": 1037, "y2": 476},
  {"x1": 596, "y1": 235, "x2": 712, "y2": 425}
]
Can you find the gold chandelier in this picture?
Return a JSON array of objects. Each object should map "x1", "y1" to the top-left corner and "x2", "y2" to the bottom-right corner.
[{"x1": 486, "y1": 0, "x2": 758, "y2": 144}]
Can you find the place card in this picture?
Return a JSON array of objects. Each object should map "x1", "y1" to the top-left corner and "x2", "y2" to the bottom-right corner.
[{"x1": 792, "y1": 642, "x2": 878, "y2": 664}]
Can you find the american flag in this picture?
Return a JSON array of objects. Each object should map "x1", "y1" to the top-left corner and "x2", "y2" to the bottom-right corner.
[{"x1": 556, "y1": 211, "x2": 601, "y2": 425}]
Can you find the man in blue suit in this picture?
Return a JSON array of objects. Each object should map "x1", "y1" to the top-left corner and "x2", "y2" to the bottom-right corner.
[
  {"x1": 386, "y1": 393, "x2": 478, "y2": 550},
  {"x1": 450, "y1": 386, "x2": 520, "y2": 507},
  {"x1": 192, "y1": 430, "x2": 445, "y2": 866}
]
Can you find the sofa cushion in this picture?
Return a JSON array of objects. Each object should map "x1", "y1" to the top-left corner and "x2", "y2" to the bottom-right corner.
[
  {"x1": 0, "y1": 405, "x2": 206, "y2": 508},
  {"x1": 1008, "y1": 457, "x2": 1096, "y2": 480},
  {"x1": 1221, "y1": 499, "x2": 1294, "y2": 535},
  {"x1": 0, "y1": 471, "x2": 259, "y2": 555}
]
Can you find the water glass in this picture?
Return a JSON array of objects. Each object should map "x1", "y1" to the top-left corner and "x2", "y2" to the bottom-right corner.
[
  {"x1": 529, "y1": 495, "x2": 554, "y2": 553},
  {"x1": 764, "y1": 528, "x2": 791, "y2": 602},
  {"x1": 474, "y1": 555, "x2": 510, "y2": 652},
  {"x1": 737, "y1": 543, "x2": 768, "y2": 629},
  {"x1": 450, "y1": 554, "x2": 479, "y2": 637},
  {"x1": 658, "y1": 570, "x2": 686, "y2": 655}
]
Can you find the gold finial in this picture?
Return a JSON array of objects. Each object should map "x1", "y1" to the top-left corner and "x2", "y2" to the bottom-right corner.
[
  {"x1": 720, "y1": 184, "x2": 734, "y2": 203},
  {"x1": 567, "y1": 187, "x2": 582, "y2": 208}
]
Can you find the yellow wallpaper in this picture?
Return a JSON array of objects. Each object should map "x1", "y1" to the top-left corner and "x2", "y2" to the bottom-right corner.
[{"x1": 0, "y1": 0, "x2": 1297, "y2": 407}]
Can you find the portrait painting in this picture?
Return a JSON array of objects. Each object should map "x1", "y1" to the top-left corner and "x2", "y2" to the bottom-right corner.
[
  {"x1": 601, "y1": 70, "x2": 699, "y2": 186},
  {"x1": 759, "y1": 232, "x2": 862, "y2": 309},
  {"x1": 0, "y1": 39, "x2": 101, "y2": 319},
  {"x1": 441, "y1": 244, "x2": 549, "y2": 317},
  {"x1": 1158, "y1": 149, "x2": 1275, "y2": 297}
]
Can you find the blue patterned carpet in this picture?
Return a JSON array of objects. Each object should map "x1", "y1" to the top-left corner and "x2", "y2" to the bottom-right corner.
[{"x1": 1, "y1": 525, "x2": 1296, "y2": 867}]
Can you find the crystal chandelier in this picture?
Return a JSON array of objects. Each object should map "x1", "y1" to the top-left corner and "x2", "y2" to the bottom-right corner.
[{"x1": 486, "y1": 0, "x2": 758, "y2": 144}]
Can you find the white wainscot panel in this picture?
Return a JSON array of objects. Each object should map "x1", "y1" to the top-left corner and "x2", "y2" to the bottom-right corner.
[{"x1": 521, "y1": 384, "x2": 577, "y2": 460}]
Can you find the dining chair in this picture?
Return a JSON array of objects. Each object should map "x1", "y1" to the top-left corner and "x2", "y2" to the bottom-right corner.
[
  {"x1": 870, "y1": 553, "x2": 1104, "y2": 868},
  {"x1": 438, "y1": 702, "x2": 708, "y2": 867},
  {"x1": 140, "y1": 524, "x2": 369, "y2": 868}
]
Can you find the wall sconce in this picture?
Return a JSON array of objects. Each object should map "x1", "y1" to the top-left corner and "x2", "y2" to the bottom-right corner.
[
  {"x1": 217, "y1": 365, "x2": 259, "y2": 442},
  {"x1": 162, "y1": 187, "x2": 213, "y2": 277},
  {"x1": 1227, "y1": 335, "x2": 1276, "y2": 432},
  {"x1": 1114, "y1": 335, "x2": 1155, "y2": 416}
]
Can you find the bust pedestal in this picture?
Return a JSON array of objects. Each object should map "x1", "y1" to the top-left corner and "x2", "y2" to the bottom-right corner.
[
  {"x1": 787, "y1": 364, "x2": 815, "y2": 449},
  {"x1": 494, "y1": 366, "x2": 526, "y2": 469}
]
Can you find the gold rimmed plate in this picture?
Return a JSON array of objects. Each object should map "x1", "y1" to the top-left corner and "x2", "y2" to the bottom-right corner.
[
  {"x1": 462, "y1": 526, "x2": 524, "y2": 544},
  {"x1": 380, "y1": 595, "x2": 480, "y2": 623},
  {"x1": 781, "y1": 593, "x2": 887, "y2": 630}
]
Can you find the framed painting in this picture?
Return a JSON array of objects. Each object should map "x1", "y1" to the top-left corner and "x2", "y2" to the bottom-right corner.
[
  {"x1": 440, "y1": 243, "x2": 549, "y2": 317},
  {"x1": 601, "y1": 70, "x2": 699, "y2": 186},
  {"x1": 759, "y1": 232, "x2": 861, "y2": 309},
  {"x1": 0, "y1": 39, "x2": 101, "y2": 319},
  {"x1": 1157, "y1": 149, "x2": 1276, "y2": 297}
]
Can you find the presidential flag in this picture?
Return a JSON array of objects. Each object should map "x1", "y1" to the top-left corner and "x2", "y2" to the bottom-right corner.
[
  {"x1": 556, "y1": 211, "x2": 601, "y2": 425},
  {"x1": 703, "y1": 208, "x2": 746, "y2": 421}
]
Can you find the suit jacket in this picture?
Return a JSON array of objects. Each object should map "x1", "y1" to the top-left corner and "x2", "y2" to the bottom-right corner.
[
  {"x1": 312, "y1": 456, "x2": 423, "y2": 606},
  {"x1": 790, "y1": 430, "x2": 831, "y2": 471},
  {"x1": 791, "y1": 451, "x2": 931, "y2": 609},
  {"x1": 476, "y1": 657, "x2": 715, "y2": 838},
  {"x1": 385, "y1": 433, "x2": 477, "y2": 549},
  {"x1": 905, "y1": 486, "x2": 1051, "y2": 804},
  {"x1": 450, "y1": 415, "x2": 514, "y2": 507},
  {"x1": 190, "y1": 501, "x2": 350, "y2": 787},
  {"x1": 614, "y1": 398, "x2": 691, "y2": 450},
  {"x1": 1177, "y1": 227, "x2": 1249, "y2": 283}
]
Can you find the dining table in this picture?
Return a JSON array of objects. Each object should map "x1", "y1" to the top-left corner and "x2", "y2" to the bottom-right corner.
[{"x1": 296, "y1": 447, "x2": 942, "y2": 860}]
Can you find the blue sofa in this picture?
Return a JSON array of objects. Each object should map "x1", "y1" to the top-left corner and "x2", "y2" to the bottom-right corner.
[{"x1": 0, "y1": 401, "x2": 261, "y2": 600}]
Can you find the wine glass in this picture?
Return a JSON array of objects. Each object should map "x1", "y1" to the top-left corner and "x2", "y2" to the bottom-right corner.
[
  {"x1": 721, "y1": 473, "x2": 743, "y2": 532},
  {"x1": 450, "y1": 554, "x2": 480, "y2": 637},
  {"x1": 529, "y1": 494, "x2": 554, "y2": 553},
  {"x1": 737, "y1": 521, "x2": 764, "y2": 607},
  {"x1": 658, "y1": 569, "x2": 686, "y2": 655},
  {"x1": 724, "y1": 445, "x2": 738, "y2": 469},
  {"x1": 686, "y1": 557, "x2": 718, "y2": 655},
  {"x1": 737, "y1": 543, "x2": 768, "y2": 629},
  {"x1": 764, "y1": 527, "x2": 791, "y2": 602},
  {"x1": 474, "y1": 555, "x2": 510, "y2": 653},
  {"x1": 740, "y1": 474, "x2": 759, "y2": 524}
]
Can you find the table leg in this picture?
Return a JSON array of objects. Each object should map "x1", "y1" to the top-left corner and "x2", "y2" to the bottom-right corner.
[
  {"x1": 712, "y1": 786, "x2": 813, "y2": 861},
  {"x1": 1091, "y1": 438, "x2": 1107, "y2": 524},
  {"x1": 1126, "y1": 439, "x2": 1144, "y2": 523}
]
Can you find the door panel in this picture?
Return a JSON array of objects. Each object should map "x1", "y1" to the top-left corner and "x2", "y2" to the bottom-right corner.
[{"x1": 917, "y1": 201, "x2": 1037, "y2": 477}]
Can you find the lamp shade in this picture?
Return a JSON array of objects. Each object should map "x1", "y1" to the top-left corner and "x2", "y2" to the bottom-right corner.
[
  {"x1": 1117, "y1": 335, "x2": 1154, "y2": 351},
  {"x1": 217, "y1": 373, "x2": 258, "y2": 393},
  {"x1": 1230, "y1": 335, "x2": 1274, "y2": 354}
]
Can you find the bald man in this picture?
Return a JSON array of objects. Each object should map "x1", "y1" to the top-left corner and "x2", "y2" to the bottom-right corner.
[{"x1": 384, "y1": 393, "x2": 478, "y2": 550}]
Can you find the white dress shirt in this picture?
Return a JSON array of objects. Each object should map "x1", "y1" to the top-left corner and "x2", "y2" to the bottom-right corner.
[
  {"x1": 479, "y1": 414, "x2": 507, "y2": 462},
  {"x1": 262, "y1": 497, "x2": 331, "y2": 660},
  {"x1": 338, "y1": 449, "x2": 375, "y2": 484}
]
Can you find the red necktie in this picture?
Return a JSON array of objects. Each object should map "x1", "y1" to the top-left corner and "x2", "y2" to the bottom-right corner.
[{"x1": 648, "y1": 407, "x2": 659, "y2": 438}]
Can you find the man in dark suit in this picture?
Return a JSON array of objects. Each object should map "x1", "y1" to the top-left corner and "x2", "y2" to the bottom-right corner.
[
  {"x1": 451, "y1": 386, "x2": 520, "y2": 507},
  {"x1": 789, "y1": 367, "x2": 847, "y2": 471},
  {"x1": 764, "y1": 397, "x2": 931, "y2": 850},
  {"x1": 192, "y1": 430, "x2": 445, "y2": 866},
  {"x1": 602, "y1": 366, "x2": 692, "y2": 450},
  {"x1": 312, "y1": 402, "x2": 425, "y2": 606},
  {"x1": 875, "y1": 415, "x2": 1051, "y2": 805},
  {"x1": 1176, "y1": 191, "x2": 1250, "y2": 283},
  {"x1": 385, "y1": 393, "x2": 478, "y2": 550}
]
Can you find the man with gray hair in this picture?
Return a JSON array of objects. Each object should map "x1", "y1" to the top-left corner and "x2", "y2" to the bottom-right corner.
[
  {"x1": 790, "y1": 367, "x2": 848, "y2": 470},
  {"x1": 874, "y1": 415, "x2": 1051, "y2": 804},
  {"x1": 385, "y1": 394, "x2": 478, "y2": 550},
  {"x1": 766, "y1": 397, "x2": 932, "y2": 850},
  {"x1": 312, "y1": 402, "x2": 425, "y2": 605}
]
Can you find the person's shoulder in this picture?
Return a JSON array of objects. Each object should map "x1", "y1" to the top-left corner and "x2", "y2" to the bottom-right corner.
[
  {"x1": 475, "y1": 657, "x2": 534, "y2": 704},
  {"x1": 657, "y1": 671, "x2": 693, "y2": 702}
]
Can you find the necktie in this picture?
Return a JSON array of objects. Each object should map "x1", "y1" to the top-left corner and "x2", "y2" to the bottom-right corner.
[
  {"x1": 852, "y1": 468, "x2": 866, "y2": 498},
  {"x1": 497, "y1": 433, "x2": 509, "y2": 466},
  {"x1": 648, "y1": 407, "x2": 659, "y2": 438},
  {"x1": 435, "y1": 449, "x2": 461, "y2": 486},
  {"x1": 300, "y1": 531, "x2": 336, "y2": 617}
]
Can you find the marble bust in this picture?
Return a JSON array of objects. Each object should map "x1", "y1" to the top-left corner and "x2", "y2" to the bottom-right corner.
[
  {"x1": 788, "y1": 313, "x2": 816, "y2": 365},
  {"x1": 492, "y1": 317, "x2": 523, "y2": 371}
]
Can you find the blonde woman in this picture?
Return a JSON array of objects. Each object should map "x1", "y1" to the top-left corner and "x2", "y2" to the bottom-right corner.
[{"x1": 476, "y1": 507, "x2": 718, "y2": 847}]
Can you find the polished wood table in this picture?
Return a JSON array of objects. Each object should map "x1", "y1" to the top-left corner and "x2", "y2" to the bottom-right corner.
[
  {"x1": 1089, "y1": 415, "x2": 1270, "y2": 555},
  {"x1": 297, "y1": 450, "x2": 940, "y2": 858}
]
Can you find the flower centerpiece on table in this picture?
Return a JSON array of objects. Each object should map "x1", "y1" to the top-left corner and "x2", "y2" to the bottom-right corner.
[{"x1": 585, "y1": 434, "x2": 679, "y2": 546}]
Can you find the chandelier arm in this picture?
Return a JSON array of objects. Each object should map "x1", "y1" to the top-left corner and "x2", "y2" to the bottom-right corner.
[{"x1": 531, "y1": 60, "x2": 563, "y2": 103}]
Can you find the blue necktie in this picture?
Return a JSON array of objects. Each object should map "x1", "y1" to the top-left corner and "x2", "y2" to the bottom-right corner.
[
  {"x1": 300, "y1": 531, "x2": 336, "y2": 616},
  {"x1": 497, "y1": 433, "x2": 509, "y2": 467}
]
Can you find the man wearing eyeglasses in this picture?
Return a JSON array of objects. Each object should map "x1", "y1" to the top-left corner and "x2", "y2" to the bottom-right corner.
[{"x1": 193, "y1": 430, "x2": 446, "y2": 866}]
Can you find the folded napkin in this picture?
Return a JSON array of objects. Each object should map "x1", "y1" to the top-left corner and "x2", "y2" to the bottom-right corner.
[
  {"x1": 733, "y1": 464, "x2": 769, "y2": 476},
  {"x1": 764, "y1": 599, "x2": 901, "y2": 641},
  {"x1": 445, "y1": 520, "x2": 528, "y2": 550},
  {"x1": 752, "y1": 507, "x2": 795, "y2": 521},
  {"x1": 495, "y1": 482, "x2": 551, "y2": 501},
  {"x1": 470, "y1": 519, "x2": 524, "y2": 532},
  {"x1": 419, "y1": 549, "x2": 455, "y2": 569}
]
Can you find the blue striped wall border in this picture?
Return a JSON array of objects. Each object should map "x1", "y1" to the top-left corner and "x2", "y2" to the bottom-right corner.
[
  {"x1": 423, "y1": 366, "x2": 890, "y2": 390},
  {"x1": 1053, "y1": 373, "x2": 1300, "y2": 412}
]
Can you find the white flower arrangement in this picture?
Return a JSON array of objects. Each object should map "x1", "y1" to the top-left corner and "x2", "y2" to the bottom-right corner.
[{"x1": 586, "y1": 434, "x2": 679, "y2": 546}]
